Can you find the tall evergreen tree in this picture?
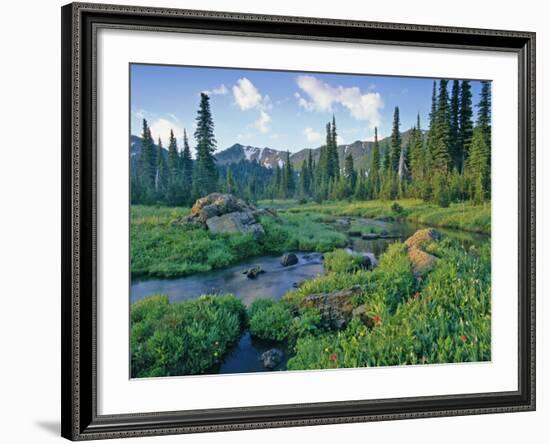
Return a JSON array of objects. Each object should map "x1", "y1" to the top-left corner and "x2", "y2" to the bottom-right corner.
[
  {"x1": 426, "y1": 81, "x2": 438, "y2": 170},
  {"x1": 370, "y1": 127, "x2": 381, "y2": 198},
  {"x1": 477, "y1": 81, "x2": 492, "y2": 147},
  {"x1": 300, "y1": 159, "x2": 310, "y2": 196},
  {"x1": 431, "y1": 79, "x2": 451, "y2": 173},
  {"x1": 181, "y1": 129, "x2": 193, "y2": 196},
  {"x1": 329, "y1": 115, "x2": 340, "y2": 179},
  {"x1": 155, "y1": 137, "x2": 168, "y2": 195},
  {"x1": 449, "y1": 80, "x2": 461, "y2": 171},
  {"x1": 283, "y1": 151, "x2": 295, "y2": 197},
  {"x1": 194, "y1": 93, "x2": 218, "y2": 194},
  {"x1": 466, "y1": 126, "x2": 490, "y2": 203},
  {"x1": 138, "y1": 118, "x2": 156, "y2": 194},
  {"x1": 389, "y1": 107, "x2": 401, "y2": 172},
  {"x1": 343, "y1": 151, "x2": 356, "y2": 195},
  {"x1": 458, "y1": 80, "x2": 473, "y2": 173},
  {"x1": 409, "y1": 115, "x2": 424, "y2": 181}
]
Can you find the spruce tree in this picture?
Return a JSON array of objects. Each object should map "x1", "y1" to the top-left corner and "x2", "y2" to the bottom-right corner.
[
  {"x1": 389, "y1": 107, "x2": 401, "y2": 173},
  {"x1": 370, "y1": 127, "x2": 381, "y2": 198},
  {"x1": 343, "y1": 151, "x2": 356, "y2": 195},
  {"x1": 466, "y1": 126, "x2": 490, "y2": 203},
  {"x1": 409, "y1": 115, "x2": 424, "y2": 182},
  {"x1": 155, "y1": 137, "x2": 168, "y2": 197},
  {"x1": 181, "y1": 129, "x2": 193, "y2": 198},
  {"x1": 300, "y1": 159, "x2": 310, "y2": 196},
  {"x1": 194, "y1": 93, "x2": 218, "y2": 195},
  {"x1": 449, "y1": 80, "x2": 461, "y2": 171},
  {"x1": 431, "y1": 79, "x2": 451, "y2": 174},
  {"x1": 476, "y1": 80, "x2": 492, "y2": 184},
  {"x1": 329, "y1": 115, "x2": 340, "y2": 179},
  {"x1": 225, "y1": 167, "x2": 237, "y2": 195},
  {"x1": 138, "y1": 118, "x2": 156, "y2": 196},
  {"x1": 426, "y1": 81, "x2": 437, "y2": 171},
  {"x1": 458, "y1": 80, "x2": 473, "y2": 173},
  {"x1": 284, "y1": 151, "x2": 295, "y2": 197}
]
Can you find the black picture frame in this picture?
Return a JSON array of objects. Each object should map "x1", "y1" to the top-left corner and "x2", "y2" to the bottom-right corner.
[{"x1": 61, "y1": 2, "x2": 536, "y2": 440}]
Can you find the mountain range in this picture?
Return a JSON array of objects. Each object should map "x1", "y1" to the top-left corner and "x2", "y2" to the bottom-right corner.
[{"x1": 130, "y1": 129, "x2": 419, "y2": 173}]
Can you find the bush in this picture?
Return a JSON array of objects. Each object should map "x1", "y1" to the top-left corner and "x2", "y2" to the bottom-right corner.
[
  {"x1": 324, "y1": 249, "x2": 366, "y2": 274},
  {"x1": 131, "y1": 294, "x2": 246, "y2": 377},
  {"x1": 248, "y1": 299, "x2": 294, "y2": 341},
  {"x1": 391, "y1": 201, "x2": 404, "y2": 214}
]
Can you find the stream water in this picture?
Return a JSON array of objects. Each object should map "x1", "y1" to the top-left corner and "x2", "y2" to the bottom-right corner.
[{"x1": 130, "y1": 217, "x2": 489, "y2": 374}]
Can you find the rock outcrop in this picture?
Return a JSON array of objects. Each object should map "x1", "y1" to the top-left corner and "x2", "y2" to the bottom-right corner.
[
  {"x1": 404, "y1": 228, "x2": 441, "y2": 276},
  {"x1": 299, "y1": 285, "x2": 363, "y2": 329},
  {"x1": 176, "y1": 193, "x2": 276, "y2": 240}
]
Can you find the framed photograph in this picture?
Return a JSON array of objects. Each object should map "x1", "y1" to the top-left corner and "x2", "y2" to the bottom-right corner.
[{"x1": 61, "y1": 2, "x2": 535, "y2": 440}]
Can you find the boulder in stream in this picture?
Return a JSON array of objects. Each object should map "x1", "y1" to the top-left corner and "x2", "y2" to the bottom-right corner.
[
  {"x1": 260, "y1": 348, "x2": 284, "y2": 369},
  {"x1": 280, "y1": 253, "x2": 298, "y2": 267},
  {"x1": 243, "y1": 265, "x2": 264, "y2": 279}
]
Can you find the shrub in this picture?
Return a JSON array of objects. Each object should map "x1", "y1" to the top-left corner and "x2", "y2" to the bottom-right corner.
[
  {"x1": 324, "y1": 249, "x2": 366, "y2": 274},
  {"x1": 248, "y1": 300, "x2": 294, "y2": 341},
  {"x1": 391, "y1": 201, "x2": 404, "y2": 214},
  {"x1": 130, "y1": 294, "x2": 246, "y2": 377}
]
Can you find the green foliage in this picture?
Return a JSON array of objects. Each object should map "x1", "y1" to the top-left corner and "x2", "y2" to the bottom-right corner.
[
  {"x1": 131, "y1": 206, "x2": 347, "y2": 278},
  {"x1": 324, "y1": 249, "x2": 366, "y2": 274},
  {"x1": 194, "y1": 92, "x2": 218, "y2": 194},
  {"x1": 131, "y1": 294, "x2": 246, "y2": 377},
  {"x1": 287, "y1": 239, "x2": 491, "y2": 370},
  {"x1": 391, "y1": 201, "x2": 404, "y2": 214},
  {"x1": 248, "y1": 299, "x2": 294, "y2": 341}
]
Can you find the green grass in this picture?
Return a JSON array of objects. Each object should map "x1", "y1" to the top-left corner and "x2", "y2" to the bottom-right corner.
[
  {"x1": 131, "y1": 205, "x2": 347, "y2": 278},
  {"x1": 271, "y1": 199, "x2": 490, "y2": 234},
  {"x1": 131, "y1": 294, "x2": 246, "y2": 377},
  {"x1": 286, "y1": 238, "x2": 491, "y2": 370}
]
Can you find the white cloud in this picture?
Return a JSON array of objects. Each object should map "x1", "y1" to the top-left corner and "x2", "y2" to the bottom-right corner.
[
  {"x1": 233, "y1": 78, "x2": 263, "y2": 110},
  {"x1": 337, "y1": 135, "x2": 345, "y2": 145},
  {"x1": 203, "y1": 84, "x2": 228, "y2": 96},
  {"x1": 295, "y1": 75, "x2": 384, "y2": 128},
  {"x1": 303, "y1": 127, "x2": 322, "y2": 143},
  {"x1": 254, "y1": 110, "x2": 271, "y2": 133},
  {"x1": 149, "y1": 118, "x2": 183, "y2": 147},
  {"x1": 232, "y1": 78, "x2": 273, "y2": 135}
]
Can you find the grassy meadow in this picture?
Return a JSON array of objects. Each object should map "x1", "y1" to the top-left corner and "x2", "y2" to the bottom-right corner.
[{"x1": 131, "y1": 198, "x2": 491, "y2": 378}]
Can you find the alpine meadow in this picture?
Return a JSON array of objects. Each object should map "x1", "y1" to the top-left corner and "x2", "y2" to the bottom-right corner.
[{"x1": 129, "y1": 65, "x2": 491, "y2": 377}]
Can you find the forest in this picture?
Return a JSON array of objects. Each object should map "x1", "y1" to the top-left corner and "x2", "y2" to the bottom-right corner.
[{"x1": 131, "y1": 79, "x2": 491, "y2": 208}]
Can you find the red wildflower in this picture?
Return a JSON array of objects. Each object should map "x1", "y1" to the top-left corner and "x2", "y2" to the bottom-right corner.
[
  {"x1": 329, "y1": 352, "x2": 338, "y2": 362},
  {"x1": 460, "y1": 335, "x2": 467, "y2": 343},
  {"x1": 372, "y1": 314, "x2": 382, "y2": 326}
]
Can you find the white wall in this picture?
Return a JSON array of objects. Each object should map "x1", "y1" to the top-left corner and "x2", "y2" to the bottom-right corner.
[{"x1": 0, "y1": 0, "x2": 546, "y2": 443}]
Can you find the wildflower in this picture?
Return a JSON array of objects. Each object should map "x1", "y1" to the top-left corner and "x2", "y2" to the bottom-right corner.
[
  {"x1": 414, "y1": 292, "x2": 421, "y2": 299},
  {"x1": 372, "y1": 314, "x2": 382, "y2": 326},
  {"x1": 214, "y1": 351, "x2": 218, "y2": 357},
  {"x1": 460, "y1": 335, "x2": 467, "y2": 343},
  {"x1": 329, "y1": 352, "x2": 338, "y2": 362},
  {"x1": 324, "y1": 347, "x2": 330, "y2": 353}
]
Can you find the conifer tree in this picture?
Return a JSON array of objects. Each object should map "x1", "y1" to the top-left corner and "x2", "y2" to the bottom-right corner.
[
  {"x1": 138, "y1": 118, "x2": 157, "y2": 195},
  {"x1": 431, "y1": 79, "x2": 451, "y2": 173},
  {"x1": 409, "y1": 115, "x2": 424, "y2": 182},
  {"x1": 426, "y1": 81, "x2": 437, "y2": 170},
  {"x1": 155, "y1": 137, "x2": 168, "y2": 196},
  {"x1": 194, "y1": 93, "x2": 218, "y2": 194},
  {"x1": 283, "y1": 151, "x2": 295, "y2": 197},
  {"x1": 466, "y1": 125, "x2": 490, "y2": 203},
  {"x1": 329, "y1": 115, "x2": 340, "y2": 179},
  {"x1": 449, "y1": 80, "x2": 461, "y2": 171},
  {"x1": 225, "y1": 167, "x2": 237, "y2": 195},
  {"x1": 300, "y1": 159, "x2": 310, "y2": 196},
  {"x1": 370, "y1": 127, "x2": 381, "y2": 198},
  {"x1": 343, "y1": 151, "x2": 356, "y2": 195},
  {"x1": 458, "y1": 80, "x2": 473, "y2": 173},
  {"x1": 389, "y1": 107, "x2": 401, "y2": 172},
  {"x1": 181, "y1": 129, "x2": 193, "y2": 198},
  {"x1": 476, "y1": 80, "x2": 492, "y2": 183}
]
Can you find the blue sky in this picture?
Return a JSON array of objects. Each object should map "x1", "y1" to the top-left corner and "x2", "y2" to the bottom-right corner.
[{"x1": 130, "y1": 64, "x2": 484, "y2": 153}]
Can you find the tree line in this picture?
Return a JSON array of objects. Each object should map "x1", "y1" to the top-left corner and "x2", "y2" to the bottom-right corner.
[{"x1": 132, "y1": 79, "x2": 491, "y2": 207}]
